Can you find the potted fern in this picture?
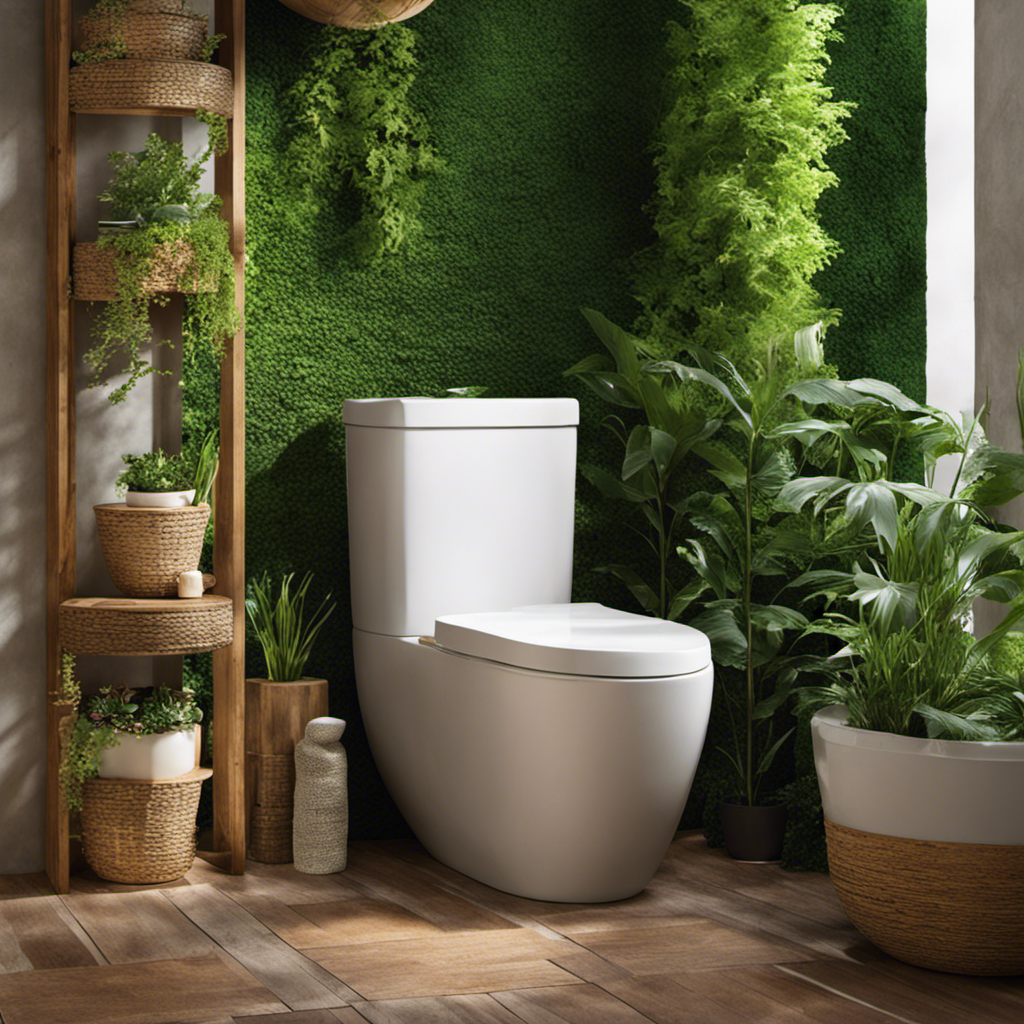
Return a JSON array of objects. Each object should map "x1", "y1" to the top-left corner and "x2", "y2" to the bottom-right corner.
[
  {"x1": 76, "y1": 118, "x2": 239, "y2": 405},
  {"x1": 245, "y1": 572, "x2": 337, "y2": 863}
]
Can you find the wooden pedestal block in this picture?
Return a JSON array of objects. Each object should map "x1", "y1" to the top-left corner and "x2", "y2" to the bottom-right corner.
[{"x1": 245, "y1": 678, "x2": 329, "y2": 863}]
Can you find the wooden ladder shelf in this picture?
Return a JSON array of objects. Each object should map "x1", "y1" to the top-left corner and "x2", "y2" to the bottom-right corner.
[{"x1": 44, "y1": 0, "x2": 247, "y2": 892}]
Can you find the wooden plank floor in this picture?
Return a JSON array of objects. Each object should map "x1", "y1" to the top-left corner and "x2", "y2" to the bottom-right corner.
[{"x1": 1, "y1": 833, "x2": 1022, "y2": 1024}]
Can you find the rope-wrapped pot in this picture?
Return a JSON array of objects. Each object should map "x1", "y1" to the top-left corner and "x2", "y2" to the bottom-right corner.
[
  {"x1": 59, "y1": 596, "x2": 233, "y2": 656},
  {"x1": 74, "y1": 239, "x2": 216, "y2": 302},
  {"x1": 825, "y1": 817, "x2": 1024, "y2": 975},
  {"x1": 276, "y1": 0, "x2": 435, "y2": 27},
  {"x1": 81, "y1": 767, "x2": 212, "y2": 884},
  {"x1": 95, "y1": 502, "x2": 210, "y2": 598},
  {"x1": 80, "y1": 7, "x2": 207, "y2": 61},
  {"x1": 69, "y1": 58, "x2": 232, "y2": 116}
]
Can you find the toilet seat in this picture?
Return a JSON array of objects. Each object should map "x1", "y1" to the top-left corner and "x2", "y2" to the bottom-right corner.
[{"x1": 433, "y1": 602, "x2": 712, "y2": 679}]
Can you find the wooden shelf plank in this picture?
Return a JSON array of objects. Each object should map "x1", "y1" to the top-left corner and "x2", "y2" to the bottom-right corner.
[{"x1": 59, "y1": 596, "x2": 233, "y2": 657}]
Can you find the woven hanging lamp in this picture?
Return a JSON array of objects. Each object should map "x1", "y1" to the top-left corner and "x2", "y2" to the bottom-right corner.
[{"x1": 276, "y1": 0, "x2": 435, "y2": 27}]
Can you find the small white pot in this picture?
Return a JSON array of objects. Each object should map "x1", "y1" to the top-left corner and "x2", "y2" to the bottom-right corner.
[
  {"x1": 97, "y1": 727, "x2": 198, "y2": 780},
  {"x1": 811, "y1": 704, "x2": 1024, "y2": 845},
  {"x1": 125, "y1": 489, "x2": 196, "y2": 508}
]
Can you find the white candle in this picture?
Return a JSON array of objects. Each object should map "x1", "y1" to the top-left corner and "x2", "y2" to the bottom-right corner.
[{"x1": 177, "y1": 570, "x2": 204, "y2": 599}]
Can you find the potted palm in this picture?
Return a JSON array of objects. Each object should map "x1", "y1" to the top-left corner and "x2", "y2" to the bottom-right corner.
[
  {"x1": 245, "y1": 572, "x2": 337, "y2": 863},
  {"x1": 94, "y1": 431, "x2": 218, "y2": 598},
  {"x1": 795, "y1": 491, "x2": 1024, "y2": 974},
  {"x1": 566, "y1": 310, "x2": 928, "y2": 861}
]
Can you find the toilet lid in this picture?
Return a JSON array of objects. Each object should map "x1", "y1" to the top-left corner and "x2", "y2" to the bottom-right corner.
[{"x1": 433, "y1": 603, "x2": 712, "y2": 678}]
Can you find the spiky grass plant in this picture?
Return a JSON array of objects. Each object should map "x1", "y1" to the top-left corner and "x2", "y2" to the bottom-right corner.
[{"x1": 245, "y1": 572, "x2": 336, "y2": 682}]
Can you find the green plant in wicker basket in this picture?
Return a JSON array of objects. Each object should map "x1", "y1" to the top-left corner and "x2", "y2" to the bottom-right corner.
[
  {"x1": 87, "y1": 114, "x2": 240, "y2": 405},
  {"x1": 116, "y1": 448, "x2": 195, "y2": 495},
  {"x1": 60, "y1": 683, "x2": 203, "y2": 812},
  {"x1": 246, "y1": 572, "x2": 337, "y2": 682},
  {"x1": 73, "y1": 0, "x2": 225, "y2": 66}
]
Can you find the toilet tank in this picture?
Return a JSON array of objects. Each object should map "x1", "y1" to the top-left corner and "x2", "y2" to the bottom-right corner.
[{"x1": 343, "y1": 397, "x2": 579, "y2": 637}]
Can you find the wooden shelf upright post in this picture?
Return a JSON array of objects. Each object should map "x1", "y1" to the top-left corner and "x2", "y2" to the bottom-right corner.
[
  {"x1": 44, "y1": 0, "x2": 247, "y2": 891},
  {"x1": 212, "y1": 0, "x2": 247, "y2": 874}
]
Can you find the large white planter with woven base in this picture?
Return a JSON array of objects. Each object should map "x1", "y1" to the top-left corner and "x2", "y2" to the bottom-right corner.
[{"x1": 811, "y1": 705, "x2": 1024, "y2": 974}]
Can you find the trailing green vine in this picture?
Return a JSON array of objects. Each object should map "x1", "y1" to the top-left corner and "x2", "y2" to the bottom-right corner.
[
  {"x1": 634, "y1": 0, "x2": 854, "y2": 372},
  {"x1": 87, "y1": 115, "x2": 240, "y2": 405},
  {"x1": 285, "y1": 23, "x2": 440, "y2": 262}
]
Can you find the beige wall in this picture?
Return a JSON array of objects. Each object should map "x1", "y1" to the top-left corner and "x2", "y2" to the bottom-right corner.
[{"x1": 0, "y1": 1, "x2": 208, "y2": 873}]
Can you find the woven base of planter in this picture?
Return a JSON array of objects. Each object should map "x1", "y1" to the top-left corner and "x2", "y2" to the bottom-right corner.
[
  {"x1": 81, "y1": 10, "x2": 207, "y2": 61},
  {"x1": 69, "y1": 58, "x2": 232, "y2": 117},
  {"x1": 247, "y1": 753, "x2": 296, "y2": 863},
  {"x1": 81, "y1": 767, "x2": 211, "y2": 884},
  {"x1": 95, "y1": 502, "x2": 210, "y2": 598},
  {"x1": 73, "y1": 240, "x2": 215, "y2": 302},
  {"x1": 60, "y1": 596, "x2": 233, "y2": 656},
  {"x1": 825, "y1": 817, "x2": 1024, "y2": 975},
  {"x1": 278, "y1": 0, "x2": 435, "y2": 27}
]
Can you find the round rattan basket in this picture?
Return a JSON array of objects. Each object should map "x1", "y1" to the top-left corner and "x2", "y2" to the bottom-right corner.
[
  {"x1": 81, "y1": 767, "x2": 212, "y2": 884},
  {"x1": 825, "y1": 817, "x2": 1024, "y2": 975},
  {"x1": 69, "y1": 58, "x2": 232, "y2": 116},
  {"x1": 277, "y1": 0, "x2": 435, "y2": 27},
  {"x1": 59, "y1": 596, "x2": 233, "y2": 656},
  {"x1": 73, "y1": 239, "x2": 216, "y2": 302},
  {"x1": 81, "y1": 9, "x2": 207, "y2": 61},
  {"x1": 94, "y1": 502, "x2": 210, "y2": 598}
]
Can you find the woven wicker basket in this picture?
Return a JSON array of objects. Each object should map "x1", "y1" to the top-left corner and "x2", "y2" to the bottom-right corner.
[
  {"x1": 81, "y1": 767, "x2": 212, "y2": 884},
  {"x1": 60, "y1": 596, "x2": 233, "y2": 656},
  {"x1": 69, "y1": 58, "x2": 232, "y2": 116},
  {"x1": 278, "y1": 0, "x2": 434, "y2": 27},
  {"x1": 95, "y1": 502, "x2": 210, "y2": 598},
  {"x1": 73, "y1": 240, "x2": 215, "y2": 302},
  {"x1": 825, "y1": 817, "x2": 1024, "y2": 975},
  {"x1": 81, "y1": 9, "x2": 207, "y2": 61}
]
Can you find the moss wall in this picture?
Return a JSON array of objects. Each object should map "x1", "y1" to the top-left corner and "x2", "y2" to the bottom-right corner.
[{"x1": 186, "y1": 0, "x2": 926, "y2": 843}]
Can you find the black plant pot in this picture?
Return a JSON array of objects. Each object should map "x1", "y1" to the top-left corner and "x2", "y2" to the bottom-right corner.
[{"x1": 719, "y1": 798, "x2": 788, "y2": 862}]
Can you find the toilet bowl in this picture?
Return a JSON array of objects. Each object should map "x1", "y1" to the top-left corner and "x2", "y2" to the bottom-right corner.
[{"x1": 343, "y1": 397, "x2": 714, "y2": 902}]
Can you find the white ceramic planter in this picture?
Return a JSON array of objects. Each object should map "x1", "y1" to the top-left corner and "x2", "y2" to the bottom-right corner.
[
  {"x1": 811, "y1": 704, "x2": 1024, "y2": 844},
  {"x1": 125, "y1": 489, "x2": 196, "y2": 508},
  {"x1": 811, "y1": 705, "x2": 1024, "y2": 975},
  {"x1": 97, "y1": 727, "x2": 198, "y2": 780}
]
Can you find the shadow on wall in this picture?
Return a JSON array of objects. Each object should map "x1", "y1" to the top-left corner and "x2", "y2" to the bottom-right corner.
[{"x1": 247, "y1": 420, "x2": 413, "y2": 840}]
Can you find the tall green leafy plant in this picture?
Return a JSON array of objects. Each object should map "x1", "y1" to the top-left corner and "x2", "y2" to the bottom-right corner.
[
  {"x1": 635, "y1": 0, "x2": 854, "y2": 369},
  {"x1": 285, "y1": 23, "x2": 439, "y2": 262},
  {"x1": 246, "y1": 572, "x2": 337, "y2": 682}
]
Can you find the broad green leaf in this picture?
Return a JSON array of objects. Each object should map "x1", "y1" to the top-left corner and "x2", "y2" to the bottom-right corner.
[
  {"x1": 915, "y1": 704, "x2": 999, "y2": 741},
  {"x1": 594, "y1": 564, "x2": 659, "y2": 615},
  {"x1": 777, "y1": 476, "x2": 848, "y2": 512},
  {"x1": 848, "y1": 378, "x2": 924, "y2": 413},
  {"x1": 963, "y1": 447, "x2": 1024, "y2": 506},
  {"x1": 564, "y1": 352, "x2": 613, "y2": 376},
  {"x1": 622, "y1": 426, "x2": 652, "y2": 480},
  {"x1": 688, "y1": 602, "x2": 748, "y2": 668},
  {"x1": 571, "y1": 371, "x2": 642, "y2": 409},
  {"x1": 849, "y1": 568, "x2": 917, "y2": 633},
  {"x1": 750, "y1": 450, "x2": 792, "y2": 497},
  {"x1": 580, "y1": 464, "x2": 646, "y2": 503},
  {"x1": 749, "y1": 605, "x2": 810, "y2": 632},
  {"x1": 756, "y1": 727, "x2": 795, "y2": 774},
  {"x1": 666, "y1": 578, "x2": 709, "y2": 622},
  {"x1": 645, "y1": 361, "x2": 752, "y2": 427},
  {"x1": 753, "y1": 674, "x2": 796, "y2": 720},
  {"x1": 692, "y1": 441, "x2": 747, "y2": 489},
  {"x1": 794, "y1": 322, "x2": 824, "y2": 371},
  {"x1": 650, "y1": 428, "x2": 677, "y2": 478},
  {"x1": 844, "y1": 482, "x2": 899, "y2": 551},
  {"x1": 679, "y1": 539, "x2": 736, "y2": 600},
  {"x1": 784, "y1": 378, "x2": 874, "y2": 409},
  {"x1": 581, "y1": 308, "x2": 641, "y2": 381}
]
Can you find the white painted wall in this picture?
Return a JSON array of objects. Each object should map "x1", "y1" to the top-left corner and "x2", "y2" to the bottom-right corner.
[{"x1": 926, "y1": 0, "x2": 975, "y2": 494}]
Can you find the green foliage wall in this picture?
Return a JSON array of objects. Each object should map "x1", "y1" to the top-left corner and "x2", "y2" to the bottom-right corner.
[{"x1": 186, "y1": 0, "x2": 926, "y2": 843}]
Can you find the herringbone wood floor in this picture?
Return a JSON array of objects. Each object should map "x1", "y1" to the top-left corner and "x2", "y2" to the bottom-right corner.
[{"x1": 0, "y1": 833, "x2": 1021, "y2": 1024}]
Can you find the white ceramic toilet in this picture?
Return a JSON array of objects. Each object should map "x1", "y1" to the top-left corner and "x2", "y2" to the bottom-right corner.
[{"x1": 343, "y1": 397, "x2": 713, "y2": 902}]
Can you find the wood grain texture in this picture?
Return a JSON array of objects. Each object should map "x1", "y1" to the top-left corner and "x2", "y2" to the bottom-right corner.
[
  {"x1": 491, "y1": 983, "x2": 654, "y2": 1024},
  {"x1": 0, "y1": 895, "x2": 101, "y2": 972},
  {"x1": 188, "y1": 856, "x2": 362, "y2": 905},
  {"x1": 211, "y1": 0, "x2": 246, "y2": 876},
  {"x1": 44, "y1": 0, "x2": 76, "y2": 898},
  {"x1": 569, "y1": 917, "x2": 815, "y2": 975},
  {"x1": 61, "y1": 891, "x2": 215, "y2": 962},
  {"x1": 308, "y1": 930, "x2": 577, "y2": 1001},
  {"x1": 352, "y1": 993, "x2": 531, "y2": 1024},
  {"x1": 0, "y1": 953, "x2": 285, "y2": 1024},
  {"x1": 164, "y1": 884, "x2": 354, "y2": 1010},
  {"x1": 245, "y1": 679, "x2": 330, "y2": 754}
]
